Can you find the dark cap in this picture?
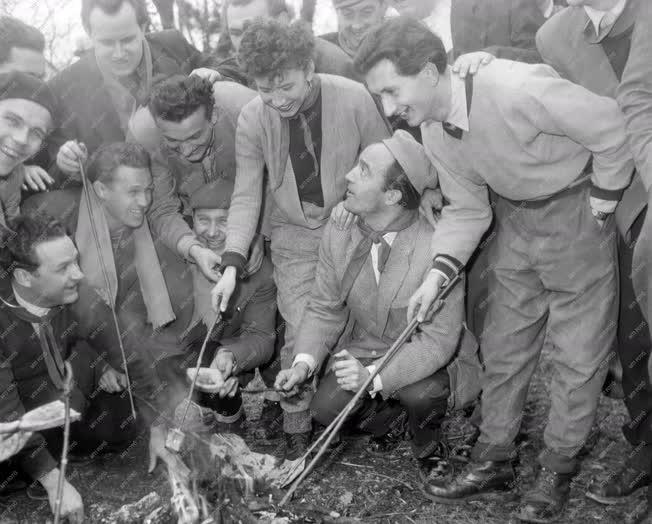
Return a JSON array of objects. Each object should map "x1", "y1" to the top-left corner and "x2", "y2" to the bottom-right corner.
[
  {"x1": 189, "y1": 178, "x2": 235, "y2": 211},
  {"x1": 0, "y1": 71, "x2": 57, "y2": 121}
]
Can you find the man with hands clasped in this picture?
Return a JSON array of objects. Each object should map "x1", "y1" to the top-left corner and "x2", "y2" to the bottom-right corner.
[{"x1": 275, "y1": 130, "x2": 481, "y2": 480}]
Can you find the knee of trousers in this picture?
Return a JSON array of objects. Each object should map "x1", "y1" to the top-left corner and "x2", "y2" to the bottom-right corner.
[
  {"x1": 395, "y1": 371, "x2": 450, "y2": 413},
  {"x1": 310, "y1": 372, "x2": 352, "y2": 426}
]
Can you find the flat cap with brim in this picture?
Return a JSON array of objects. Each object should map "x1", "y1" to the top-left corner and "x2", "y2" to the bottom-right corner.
[
  {"x1": 381, "y1": 129, "x2": 437, "y2": 194},
  {"x1": 189, "y1": 178, "x2": 235, "y2": 211},
  {"x1": 0, "y1": 71, "x2": 58, "y2": 121}
]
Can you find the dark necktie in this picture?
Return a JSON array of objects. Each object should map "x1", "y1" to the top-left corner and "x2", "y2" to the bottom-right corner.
[
  {"x1": 442, "y1": 121, "x2": 463, "y2": 140},
  {"x1": 340, "y1": 211, "x2": 418, "y2": 302}
]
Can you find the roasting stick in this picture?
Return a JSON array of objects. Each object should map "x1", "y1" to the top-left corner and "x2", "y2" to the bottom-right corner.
[
  {"x1": 166, "y1": 313, "x2": 222, "y2": 452},
  {"x1": 279, "y1": 271, "x2": 463, "y2": 506},
  {"x1": 53, "y1": 362, "x2": 74, "y2": 524}
]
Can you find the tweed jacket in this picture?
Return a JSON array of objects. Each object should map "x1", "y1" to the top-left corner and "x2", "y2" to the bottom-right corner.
[
  {"x1": 129, "y1": 81, "x2": 257, "y2": 257},
  {"x1": 537, "y1": 0, "x2": 646, "y2": 235},
  {"x1": 44, "y1": 30, "x2": 224, "y2": 187},
  {"x1": 222, "y1": 74, "x2": 390, "y2": 267},
  {"x1": 293, "y1": 217, "x2": 481, "y2": 408},
  {"x1": 424, "y1": 60, "x2": 634, "y2": 271}
]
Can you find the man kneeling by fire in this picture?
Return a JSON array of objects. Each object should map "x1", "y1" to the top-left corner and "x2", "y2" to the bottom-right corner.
[{"x1": 275, "y1": 130, "x2": 481, "y2": 480}]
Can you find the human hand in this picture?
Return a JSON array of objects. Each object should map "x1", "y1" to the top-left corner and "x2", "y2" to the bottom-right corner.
[
  {"x1": 211, "y1": 266, "x2": 236, "y2": 313},
  {"x1": 190, "y1": 68, "x2": 222, "y2": 83},
  {"x1": 419, "y1": 187, "x2": 444, "y2": 228},
  {"x1": 274, "y1": 364, "x2": 310, "y2": 394},
  {"x1": 407, "y1": 270, "x2": 446, "y2": 323},
  {"x1": 56, "y1": 141, "x2": 87, "y2": 177},
  {"x1": 452, "y1": 52, "x2": 494, "y2": 78},
  {"x1": 332, "y1": 350, "x2": 370, "y2": 392},
  {"x1": 22, "y1": 164, "x2": 54, "y2": 192},
  {"x1": 99, "y1": 367, "x2": 127, "y2": 393},
  {"x1": 190, "y1": 245, "x2": 221, "y2": 282},
  {"x1": 330, "y1": 201, "x2": 358, "y2": 230}
]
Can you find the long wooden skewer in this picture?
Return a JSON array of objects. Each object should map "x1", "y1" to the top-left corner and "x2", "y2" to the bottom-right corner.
[
  {"x1": 279, "y1": 272, "x2": 462, "y2": 506},
  {"x1": 53, "y1": 362, "x2": 74, "y2": 524},
  {"x1": 78, "y1": 157, "x2": 137, "y2": 420}
]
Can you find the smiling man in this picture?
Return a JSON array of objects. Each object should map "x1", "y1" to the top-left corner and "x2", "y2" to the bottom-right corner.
[
  {"x1": 0, "y1": 72, "x2": 56, "y2": 226},
  {"x1": 275, "y1": 130, "x2": 480, "y2": 481},
  {"x1": 355, "y1": 17, "x2": 634, "y2": 522},
  {"x1": 0, "y1": 17, "x2": 46, "y2": 79}
]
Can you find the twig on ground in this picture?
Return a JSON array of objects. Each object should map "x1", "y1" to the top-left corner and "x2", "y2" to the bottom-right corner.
[{"x1": 337, "y1": 461, "x2": 374, "y2": 469}]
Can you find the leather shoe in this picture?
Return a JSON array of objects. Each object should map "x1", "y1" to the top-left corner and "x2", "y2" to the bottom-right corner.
[
  {"x1": 421, "y1": 460, "x2": 517, "y2": 503},
  {"x1": 418, "y1": 442, "x2": 453, "y2": 483},
  {"x1": 586, "y1": 464, "x2": 650, "y2": 505},
  {"x1": 514, "y1": 467, "x2": 573, "y2": 523}
]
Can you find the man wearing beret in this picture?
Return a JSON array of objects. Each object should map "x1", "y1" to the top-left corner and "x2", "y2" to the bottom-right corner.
[
  {"x1": 355, "y1": 18, "x2": 634, "y2": 522},
  {"x1": 275, "y1": 130, "x2": 481, "y2": 479},
  {"x1": 154, "y1": 179, "x2": 277, "y2": 433},
  {"x1": 0, "y1": 71, "x2": 57, "y2": 226}
]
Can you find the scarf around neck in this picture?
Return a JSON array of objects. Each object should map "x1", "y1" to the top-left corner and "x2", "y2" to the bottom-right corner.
[{"x1": 75, "y1": 184, "x2": 175, "y2": 329}]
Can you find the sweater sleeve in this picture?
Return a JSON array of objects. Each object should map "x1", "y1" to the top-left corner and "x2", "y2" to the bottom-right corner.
[
  {"x1": 617, "y1": 1, "x2": 652, "y2": 191},
  {"x1": 222, "y1": 104, "x2": 266, "y2": 273},
  {"x1": 515, "y1": 66, "x2": 634, "y2": 210}
]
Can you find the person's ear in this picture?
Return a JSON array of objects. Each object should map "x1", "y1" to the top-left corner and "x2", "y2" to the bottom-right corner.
[
  {"x1": 92, "y1": 180, "x2": 107, "y2": 200},
  {"x1": 14, "y1": 268, "x2": 33, "y2": 288},
  {"x1": 305, "y1": 59, "x2": 316, "y2": 82},
  {"x1": 385, "y1": 188, "x2": 402, "y2": 206},
  {"x1": 420, "y1": 62, "x2": 440, "y2": 86}
]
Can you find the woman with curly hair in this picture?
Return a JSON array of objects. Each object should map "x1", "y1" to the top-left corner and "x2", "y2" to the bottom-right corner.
[{"x1": 211, "y1": 19, "x2": 389, "y2": 460}]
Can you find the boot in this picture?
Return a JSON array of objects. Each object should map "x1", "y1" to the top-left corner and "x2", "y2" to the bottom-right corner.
[
  {"x1": 586, "y1": 463, "x2": 650, "y2": 505},
  {"x1": 421, "y1": 459, "x2": 517, "y2": 503},
  {"x1": 284, "y1": 430, "x2": 312, "y2": 461},
  {"x1": 514, "y1": 467, "x2": 573, "y2": 523}
]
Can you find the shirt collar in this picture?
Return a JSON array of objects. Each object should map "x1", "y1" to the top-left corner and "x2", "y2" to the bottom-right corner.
[
  {"x1": 445, "y1": 69, "x2": 469, "y2": 132},
  {"x1": 12, "y1": 283, "x2": 51, "y2": 318},
  {"x1": 584, "y1": 0, "x2": 627, "y2": 36}
]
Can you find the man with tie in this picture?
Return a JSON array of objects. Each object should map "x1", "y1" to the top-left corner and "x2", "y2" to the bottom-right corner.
[
  {"x1": 355, "y1": 17, "x2": 634, "y2": 523},
  {"x1": 275, "y1": 130, "x2": 480, "y2": 481}
]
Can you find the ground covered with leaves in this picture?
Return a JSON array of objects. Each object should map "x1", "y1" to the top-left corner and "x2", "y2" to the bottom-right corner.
[{"x1": 0, "y1": 351, "x2": 639, "y2": 523}]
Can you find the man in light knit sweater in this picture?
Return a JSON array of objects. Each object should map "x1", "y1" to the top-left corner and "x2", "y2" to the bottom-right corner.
[
  {"x1": 356, "y1": 17, "x2": 634, "y2": 523},
  {"x1": 275, "y1": 130, "x2": 480, "y2": 482}
]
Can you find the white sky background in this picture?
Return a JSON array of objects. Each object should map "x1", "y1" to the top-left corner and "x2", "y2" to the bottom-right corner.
[{"x1": 1, "y1": 0, "x2": 340, "y2": 72}]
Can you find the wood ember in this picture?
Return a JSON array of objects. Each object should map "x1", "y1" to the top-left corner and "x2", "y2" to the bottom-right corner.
[{"x1": 102, "y1": 492, "x2": 162, "y2": 524}]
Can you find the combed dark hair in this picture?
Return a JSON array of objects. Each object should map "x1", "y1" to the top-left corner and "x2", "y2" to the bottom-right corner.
[
  {"x1": 354, "y1": 17, "x2": 448, "y2": 77},
  {"x1": 383, "y1": 159, "x2": 420, "y2": 210},
  {"x1": 237, "y1": 19, "x2": 315, "y2": 79},
  {"x1": 0, "y1": 214, "x2": 67, "y2": 272},
  {"x1": 81, "y1": 0, "x2": 150, "y2": 31},
  {"x1": 0, "y1": 17, "x2": 45, "y2": 66},
  {"x1": 148, "y1": 75, "x2": 215, "y2": 122},
  {"x1": 87, "y1": 142, "x2": 151, "y2": 185}
]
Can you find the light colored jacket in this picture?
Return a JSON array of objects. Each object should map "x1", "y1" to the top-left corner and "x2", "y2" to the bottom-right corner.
[
  {"x1": 293, "y1": 217, "x2": 481, "y2": 408},
  {"x1": 223, "y1": 74, "x2": 390, "y2": 263}
]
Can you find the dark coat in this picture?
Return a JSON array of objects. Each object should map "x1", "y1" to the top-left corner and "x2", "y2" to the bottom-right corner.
[
  {"x1": 0, "y1": 280, "x2": 109, "y2": 480},
  {"x1": 43, "y1": 30, "x2": 224, "y2": 187}
]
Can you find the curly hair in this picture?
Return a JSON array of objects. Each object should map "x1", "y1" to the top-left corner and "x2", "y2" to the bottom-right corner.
[
  {"x1": 237, "y1": 19, "x2": 315, "y2": 79},
  {"x1": 0, "y1": 17, "x2": 45, "y2": 66},
  {"x1": 354, "y1": 17, "x2": 448, "y2": 77},
  {"x1": 87, "y1": 142, "x2": 151, "y2": 186},
  {"x1": 0, "y1": 214, "x2": 67, "y2": 272},
  {"x1": 81, "y1": 0, "x2": 150, "y2": 32},
  {"x1": 148, "y1": 74, "x2": 215, "y2": 123}
]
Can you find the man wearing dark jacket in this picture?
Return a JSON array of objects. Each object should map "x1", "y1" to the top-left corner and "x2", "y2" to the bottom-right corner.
[
  {"x1": 44, "y1": 0, "x2": 227, "y2": 188},
  {"x1": 0, "y1": 215, "x2": 135, "y2": 522}
]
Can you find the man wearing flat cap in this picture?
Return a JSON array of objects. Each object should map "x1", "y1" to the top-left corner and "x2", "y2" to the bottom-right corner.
[
  {"x1": 0, "y1": 71, "x2": 57, "y2": 226},
  {"x1": 275, "y1": 130, "x2": 481, "y2": 480},
  {"x1": 152, "y1": 178, "x2": 278, "y2": 433}
]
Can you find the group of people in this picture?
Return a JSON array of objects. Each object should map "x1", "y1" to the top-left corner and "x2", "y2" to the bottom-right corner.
[{"x1": 0, "y1": 0, "x2": 651, "y2": 522}]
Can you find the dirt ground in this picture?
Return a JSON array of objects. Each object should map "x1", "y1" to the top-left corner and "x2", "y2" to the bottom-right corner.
[{"x1": 0, "y1": 351, "x2": 640, "y2": 524}]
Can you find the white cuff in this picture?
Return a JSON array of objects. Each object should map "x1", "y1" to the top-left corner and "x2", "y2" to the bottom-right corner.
[
  {"x1": 429, "y1": 267, "x2": 450, "y2": 286},
  {"x1": 366, "y1": 365, "x2": 383, "y2": 398},
  {"x1": 589, "y1": 196, "x2": 618, "y2": 215},
  {"x1": 293, "y1": 354, "x2": 317, "y2": 376}
]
